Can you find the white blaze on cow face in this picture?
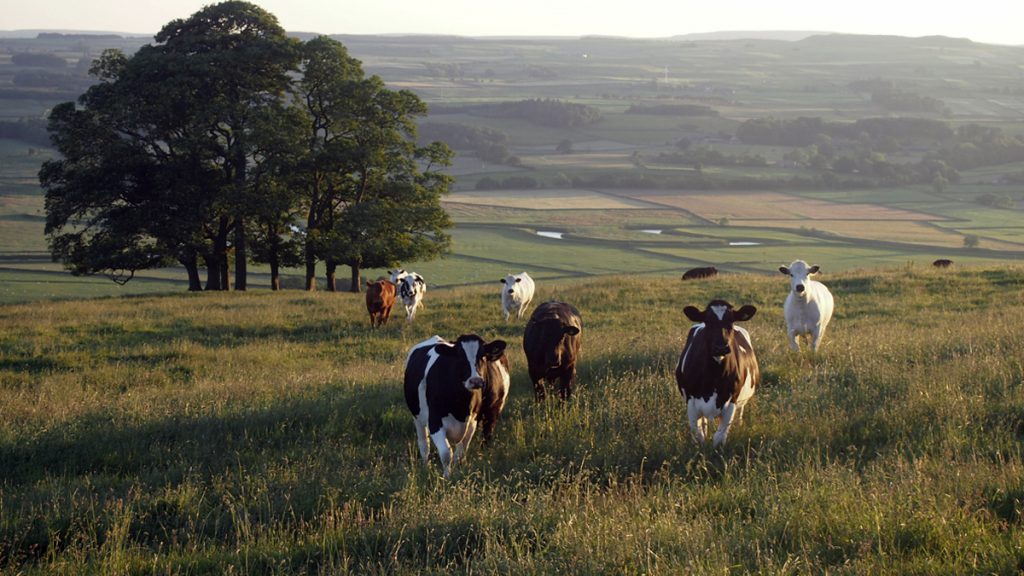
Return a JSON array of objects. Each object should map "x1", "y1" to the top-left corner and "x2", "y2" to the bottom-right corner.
[{"x1": 459, "y1": 338, "x2": 485, "y2": 390}]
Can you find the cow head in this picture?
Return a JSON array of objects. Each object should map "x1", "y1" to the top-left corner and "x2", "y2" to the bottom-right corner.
[
  {"x1": 436, "y1": 334, "x2": 508, "y2": 391},
  {"x1": 388, "y1": 269, "x2": 407, "y2": 284},
  {"x1": 779, "y1": 260, "x2": 820, "y2": 297},
  {"x1": 500, "y1": 274, "x2": 522, "y2": 296},
  {"x1": 536, "y1": 320, "x2": 581, "y2": 369},
  {"x1": 683, "y1": 300, "x2": 756, "y2": 364}
]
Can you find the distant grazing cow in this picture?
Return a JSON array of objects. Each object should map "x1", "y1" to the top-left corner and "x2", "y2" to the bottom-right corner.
[
  {"x1": 779, "y1": 260, "x2": 835, "y2": 352},
  {"x1": 389, "y1": 269, "x2": 426, "y2": 322},
  {"x1": 500, "y1": 272, "x2": 535, "y2": 321},
  {"x1": 933, "y1": 258, "x2": 953, "y2": 268},
  {"x1": 365, "y1": 280, "x2": 396, "y2": 328},
  {"x1": 403, "y1": 334, "x2": 510, "y2": 478},
  {"x1": 523, "y1": 301, "x2": 582, "y2": 401},
  {"x1": 675, "y1": 300, "x2": 760, "y2": 447},
  {"x1": 682, "y1": 266, "x2": 718, "y2": 281}
]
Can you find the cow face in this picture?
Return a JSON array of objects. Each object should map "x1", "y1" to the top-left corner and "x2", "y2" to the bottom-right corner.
[
  {"x1": 436, "y1": 335, "x2": 508, "y2": 390},
  {"x1": 500, "y1": 275, "x2": 522, "y2": 295},
  {"x1": 779, "y1": 260, "x2": 820, "y2": 296},
  {"x1": 534, "y1": 321, "x2": 580, "y2": 369},
  {"x1": 683, "y1": 300, "x2": 756, "y2": 363}
]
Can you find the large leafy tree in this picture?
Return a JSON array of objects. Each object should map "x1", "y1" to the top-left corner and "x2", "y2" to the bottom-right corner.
[
  {"x1": 42, "y1": 7, "x2": 452, "y2": 294},
  {"x1": 41, "y1": 1, "x2": 299, "y2": 290},
  {"x1": 294, "y1": 37, "x2": 452, "y2": 292}
]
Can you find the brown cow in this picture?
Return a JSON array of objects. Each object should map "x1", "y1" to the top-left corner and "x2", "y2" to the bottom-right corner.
[
  {"x1": 675, "y1": 299, "x2": 760, "y2": 447},
  {"x1": 365, "y1": 280, "x2": 396, "y2": 328},
  {"x1": 932, "y1": 259, "x2": 953, "y2": 268},
  {"x1": 682, "y1": 266, "x2": 718, "y2": 281},
  {"x1": 523, "y1": 301, "x2": 582, "y2": 400}
]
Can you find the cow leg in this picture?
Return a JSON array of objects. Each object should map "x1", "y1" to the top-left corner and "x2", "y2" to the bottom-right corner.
[
  {"x1": 787, "y1": 329, "x2": 801, "y2": 351},
  {"x1": 414, "y1": 420, "x2": 430, "y2": 463},
  {"x1": 530, "y1": 370, "x2": 547, "y2": 401},
  {"x1": 429, "y1": 429, "x2": 454, "y2": 478},
  {"x1": 503, "y1": 308, "x2": 510, "y2": 322},
  {"x1": 812, "y1": 326, "x2": 826, "y2": 352},
  {"x1": 558, "y1": 372, "x2": 574, "y2": 400},
  {"x1": 713, "y1": 403, "x2": 737, "y2": 447},
  {"x1": 686, "y1": 401, "x2": 706, "y2": 444},
  {"x1": 453, "y1": 418, "x2": 478, "y2": 466}
]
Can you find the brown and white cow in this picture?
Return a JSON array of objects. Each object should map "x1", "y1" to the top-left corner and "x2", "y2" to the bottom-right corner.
[
  {"x1": 403, "y1": 334, "x2": 510, "y2": 478},
  {"x1": 674, "y1": 300, "x2": 760, "y2": 447},
  {"x1": 523, "y1": 301, "x2": 582, "y2": 401},
  {"x1": 365, "y1": 279, "x2": 396, "y2": 327}
]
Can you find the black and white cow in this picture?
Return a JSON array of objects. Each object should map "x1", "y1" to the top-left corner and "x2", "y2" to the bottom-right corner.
[
  {"x1": 403, "y1": 334, "x2": 510, "y2": 478},
  {"x1": 389, "y1": 269, "x2": 426, "y2": 322},
  {"x1": 674, "y1": 300, "x2": 760, "y2": 447}
]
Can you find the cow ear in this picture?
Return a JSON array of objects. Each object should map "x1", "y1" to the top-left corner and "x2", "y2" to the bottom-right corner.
[
  {"x1": 500, "y1": 278, "x2": 507, "y2": 284},
  {"x1": 778, "y1": 266, "x2": 790, "y2": 275},
  {"x1": 683, "y1": 306, "x2": 703, "y2": 323},
  {"x1": 483, "y1": 340, "x2": 507, "y2": 360},
  {"x1": 515, "y1": 277, "x2": 522, "y2": 283},
  {"x1": 435, "y1": 343, "x2": 458, "y2": 357},
  {"x1": 809, "y1": 265, "x2": 820, "y2": 274},
  {"x1": 563, "y1": 325, "x2": 580, "y2": 336},
  {"x1": 734, "y1": 305, "x2": 757, "y2": 321}
]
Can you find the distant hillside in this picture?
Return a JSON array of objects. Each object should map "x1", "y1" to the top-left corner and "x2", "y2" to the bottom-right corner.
[{"x1": 671, "y1": 30, "x2": 828, "y2": 42}]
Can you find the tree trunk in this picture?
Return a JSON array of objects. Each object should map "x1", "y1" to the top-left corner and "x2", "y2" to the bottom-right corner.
[
  {"x1": 349, "y1": 263, "x2": 361, "y2": 293},
  {"x1": 181, "y1": 253, "x2": 202, "y2": 291},
  {"x1": 234, "y1": 215, "x2": 247, "y2": 291},
  {"x1": 270, "y1": 257, "x2": 281, "y2": 291},
  {"x1": 325, "y1": 261, "x2": 337, "y2": 292},
  {"x1": 304, "y1": 243, "x2": 317, "y2": 291},
  {"x1": 204, "y1": 250, "x2": 222, "y2": 291},
  {"x1": 220, "y1": 252, "x2": 231, "y2": 291}
]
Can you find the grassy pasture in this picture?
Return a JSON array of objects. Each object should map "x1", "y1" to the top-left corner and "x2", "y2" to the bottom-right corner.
[{"x1": 0, "y1": 267, "x2": 1021, "y2": 574}]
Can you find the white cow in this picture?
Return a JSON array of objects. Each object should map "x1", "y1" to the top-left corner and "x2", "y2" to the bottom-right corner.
[
  {"x1": 389, "y1": 269, "x2": 426, "y2": 322},
  {"x1": 500, "y1": 272, "x2": 535, "y2": 321},
  {"x1": 779, "y1": 260, "x2": 834, "y2": 352}
]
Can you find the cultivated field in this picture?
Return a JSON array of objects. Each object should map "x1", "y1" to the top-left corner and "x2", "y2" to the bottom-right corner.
[{"x1": 0, "y1": 267, "x2": 1021, "y2": 573}]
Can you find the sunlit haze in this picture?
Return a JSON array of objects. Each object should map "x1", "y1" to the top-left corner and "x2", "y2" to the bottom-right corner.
[{"x1": 1, "y1": 0, "x2": 1022, "y2": 45}]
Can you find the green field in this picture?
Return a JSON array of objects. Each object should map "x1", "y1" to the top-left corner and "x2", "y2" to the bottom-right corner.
[{"x1": 0, "y1": 268, "x2": 1022, "y2": 573}]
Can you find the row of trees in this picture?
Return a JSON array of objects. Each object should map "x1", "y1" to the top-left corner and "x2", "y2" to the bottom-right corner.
[{"x1": 40, "y1": 1, "x2": 452, "y2": 292}]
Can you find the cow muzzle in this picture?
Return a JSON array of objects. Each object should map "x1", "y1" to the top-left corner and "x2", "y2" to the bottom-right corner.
[
  {"x1": 507, "y1": 289, "x2": 515, "y2": 295},
  {"x1": 712, "y1": 345, "x2": 731, "y2": 363},
  {"x1": 466, "y1": 377, "x2": 485, "y2": 390},
  {"x1": 795, "y1": 284, "x2": 805, "y2": 294}
]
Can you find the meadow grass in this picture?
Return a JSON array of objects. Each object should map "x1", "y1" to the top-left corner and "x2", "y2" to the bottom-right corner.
[{"x1": 0, "y1": 266, "x2": 1021, "y2": 574}]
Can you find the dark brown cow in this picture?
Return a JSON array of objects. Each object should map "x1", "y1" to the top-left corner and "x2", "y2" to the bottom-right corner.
[
  {"x1": 365, "y1": 280, "x2": 396, "y2": 328},
  {"x1": 523, "y1": 301, "x2": 582, "y2": 400},
  {"x1": 674, "y1": 299, "x2": 760, "y2": 447},
  {"x1": 682, "y1": 266, "x2": 718, "y2": 281},
  {"x1": 932, "y1": 259, "x2": 953, "y2": 268}
]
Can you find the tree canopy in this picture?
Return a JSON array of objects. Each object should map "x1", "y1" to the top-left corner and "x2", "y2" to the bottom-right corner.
[{"x1": 40, "y1": 1, "x2": 453, "y2": 293}]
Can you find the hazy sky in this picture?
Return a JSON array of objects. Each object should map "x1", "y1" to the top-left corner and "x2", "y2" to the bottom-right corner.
[{"x1": 2, "y1": 0, "x2": 1022, "y2": 46}]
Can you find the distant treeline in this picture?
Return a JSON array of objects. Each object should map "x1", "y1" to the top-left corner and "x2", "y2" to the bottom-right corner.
[
  {"x1": 418, "y1": 122, "x2": 515, "y2": 164},
  {"x1": 655, "y1": 146, "x2": 768, "y2": 167},
  {"x1": 736, "y1": 116, "x2": 1024, "y2": 173},
  {"x1": 431, "y1": 98, "x2": 602, "y2": 128},
  {"x1": 625, "y1": 103, "x2": 718, "y2": 117},
  {"x1": 473, "y1": 169, "x2": 879, "y2": 194},
  {"x1": 11, "y1": 53, "x2": 68, "y2": 68},
  {"x1": 849, "y1": 78, "x2": 947, "y2": 114},
  {"x1": 736, "y1": 116, "x2": 954, "y2": 147}
]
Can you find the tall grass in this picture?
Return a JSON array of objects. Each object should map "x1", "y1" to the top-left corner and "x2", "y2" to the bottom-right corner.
[{"x1": 0, "y1": 266, "x2": 1021, "y2": 574}]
